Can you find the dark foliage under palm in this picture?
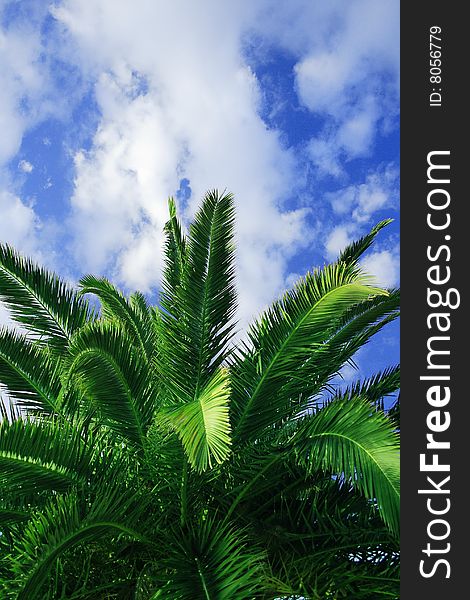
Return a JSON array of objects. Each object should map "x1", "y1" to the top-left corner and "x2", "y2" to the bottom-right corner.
[{"x1": 0, "y1": 191, "x2": 400, "y2": 599}]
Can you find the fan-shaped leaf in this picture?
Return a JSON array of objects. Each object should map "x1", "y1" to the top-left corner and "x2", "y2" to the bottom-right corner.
[{"x1": 158, "y1": 368, "x2": 232, "y2": 472}]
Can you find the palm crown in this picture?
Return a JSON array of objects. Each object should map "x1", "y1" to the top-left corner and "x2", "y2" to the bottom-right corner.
[{"x1": 0, "y1": 191, "x2": 399, "y2": 599}]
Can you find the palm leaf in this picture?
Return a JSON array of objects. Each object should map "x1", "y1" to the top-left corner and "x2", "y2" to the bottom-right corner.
[
  {"x1": 279, "y1": 290, "x2": 400, "y2": 411},
  {"x1": 7, "y1": 486, "x2": 149, "y2": 600},
  {"x1": 158, "y1": 368, "x2": 232, "y2": 472},
  {"x1": 151, "y1": 518, "x2": 264, "y2": 599},
  {"x1": 0, "y1": 327, "x2": 62, "y2": 414},
  {"x1": 161, "y1": 196, "x2": 189, "y2": 312},
  {"x1": 160, "y1": 190, "x2": 237, "y2": 400},
  {"x1": 0, "y1": 195, "x2": 400, "y2": 597},
  {"x1": 0, "y1": 244, "x2": 92, "y2": 350},
  {"x1": 259, "y1": 476, "x2": 399, "y2": 599},
  {"x1": 78, "y1": 276, "x2": 157, "y2": 361},
  {"x1": 333, "y1": 366, "x2": 400, "y2": 410},
  {"x1": 0, "y1": 508, "x2": 30, "y2": 527},
  {"x1": 319, "y1": 290, "x2": 400, "y2": 374},
  {"x1": 65, "y1": 320, "x2": 156, "y2": 447},
  {"x1": 231, "y1": 262, "x2": 387, "y2": 442},
  {"x1": 338, "y1": 219, "x2": 393, "y2": 264},
  {"x1": 388, "y1": 393, "x2": 400, "y2": 430},
  {"x1": 0, "y1": 418, "x2": 93, "y2": 494},
  {"x1": 292, "y1": 396, "x2": 400, "y2": 535}
]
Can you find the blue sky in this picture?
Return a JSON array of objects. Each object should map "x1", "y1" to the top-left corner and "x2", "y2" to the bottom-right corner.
[{"x1": 0, "y1": 0, "x2": 399, "y2": 383}]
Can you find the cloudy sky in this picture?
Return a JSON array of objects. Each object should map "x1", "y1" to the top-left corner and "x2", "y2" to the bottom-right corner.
[{"x1": 0, "y1": 0, "x2": 399, "y2": 379}]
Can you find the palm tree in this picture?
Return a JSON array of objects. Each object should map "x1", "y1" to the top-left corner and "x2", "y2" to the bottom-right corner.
[{"x1": 0, "y1": 191, "x2": 400, "y2": 599}]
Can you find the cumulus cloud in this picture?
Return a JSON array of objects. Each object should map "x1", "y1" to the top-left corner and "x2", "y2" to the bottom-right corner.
[
  {"x1": 50, "y1": 0, "x2": 313, "y2": 323},
  {"x1": 240, "y1": 0, "x2": 399, "y2": 179},
  {"x1": 0, "y1": 0, "x2": 399, "y2": 329},
  {"x1": 0, "y1": 5, "x2": 65, "y2": 271},
  {"x1": 0, "y1": 3, "x2": 55, "y2": 165},
  {"x1": 307, "y1": 138, "x2": 344, "y2": 180},
  {"x1": 18, "y1": 159, "x2": 33, "y2": 173},
  {"x1": 292, "y1": 0, "x2": 399, "y2": 170},
  {"x1": 0, "y1": 189, "x2": 62, "y2": 277},
  {"x1": 328, "y1": 164, "x2": 398, "y2": 223},
  {"x1": 325, "y1": 225, "x2": 354, "y2": 261},
  {"x1": 361, "y1": 247, "x2": 399, "y2": 288},
  {"x1": 0, "y1": 27, "x2": 37, "y2": 164},
  {"x1": 324, "y1": 163, "x2": 398, "y2": 267},
  {"x1": 0, "y1": 190, "x2": 39, "y2": 252}
]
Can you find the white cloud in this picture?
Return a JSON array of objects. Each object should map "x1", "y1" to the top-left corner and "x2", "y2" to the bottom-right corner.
[
  {"x1": 324, "y1": 164, "x2": 398, "y2": 273},
  {"x1": 329, "y1": 188, "x2": 356, "y2": 216},
  {"x1": 292, "y1": 0, "x2": 399, "y2": 167},
  {"x1": 361, "y1": 248, "x2": 399, "y2": 288},
  {"x1": 67, "y1": 79, "x2": 179, "y2": 286},
  {"x1": 0, "y1": 6, "x2": 64, "y2": 271},
  {"x1": 336, "y1": 98, "x2": 378, "y2": 157},
  {"x1": 0, "y1": 1, "x2": 399, "y2": 329},
  {"x1": 0, "y1": 190, "x2": 39, "y2": 252},
  {"x1": 325, "y1": 224, "x2": 355, "y2": 261},
  {"x1": 327, "y1": 164, "x2": 398, "y2": 224},
  {"x1": 307, "y1": 138, "x2": 344, "y2": 179},
  {"x1": 18, "y1": 159, "x2": 33, "y2": 173},
  {"x1": 239, "y1": 1, "x2": 398, "y2": 177},
  {"x1": 0, "y1": 7, "x2": 53, "y2": 165},
  {"x1": 52, "y1": 0, "x2": 312, "y2": 324},
  {"x1": 0, "y1": 188, "x2": 60, "y2": 278},
  {"x1": 295, "y1": 52, "x2": 352, "y2": 116}
]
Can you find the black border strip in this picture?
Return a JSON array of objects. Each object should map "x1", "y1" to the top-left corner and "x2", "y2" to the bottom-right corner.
[{"x1": 401, "y1": 3, "x2": 465, "y2": 597}]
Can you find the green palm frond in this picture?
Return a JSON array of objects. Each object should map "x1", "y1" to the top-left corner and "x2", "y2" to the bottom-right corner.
[
  {"x1": 6, "y1": 486, "x2": 149, "y2": 600},
  {"x1": 0, "y1": 327, "x2": 62, "y2": 414},
  {"x1": 78, "y1": 276, "x2": 157, "y2": 361},
  {"x1": 0, "y1": 244, "x2": 93, "y2": 350},
  {"x1": 157, "y1": 368, "x2": 232, "y2": 472},
  {"x1": 338, "y1": 219, "x2": 393, "y2": 264},
  {"x1": 0, "y1": 508, "x2": 30, "y2": 527},
  {"x1": 0, "y1": 196, "x2": 399, "y2": 597},
  {"x1": 151, "y1": 518, "x2": 264, "y2": 599},
  {"x1": 388, "y1": 394, "x2": 400, "y2": 429},
  {"x1": 161, "y1": 191, "x2": 237, "y2": 400},
  {"x1": 65, "y1": 320, "x2": 156, "y2": 447},
  {"x1": 231, "y1": 262, "x2": 387, "y2": 442},
  {"x1": 265, "y1": 534, "x2": 399, "y2": 600},
  {"x1": 292, "y1": 396, "x2": 400, "y2": 535},
  {"x1": 260, "y1": 478, "x2": 399, "y2": 599},
  {"x1": 0, "y1": 418, "x2": 93, "y2": 494},
  {"x1": 319, "y1": 289, "x2": 400, "y2": 364},
  {"x1": 334, "y1": 366, "x2": 400, "y2": 410},
  {"x1": 275, "y1": 290, "x2": 400, "y2": 414},
  {"x1": 321, "y1": 290, "x2": 400, "y2": 370},
  {"x1": 161, "y1": 196, "x2": 189, "y2": 312}
]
